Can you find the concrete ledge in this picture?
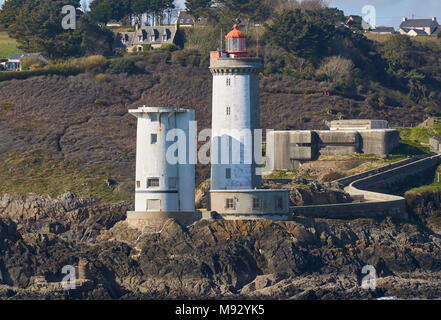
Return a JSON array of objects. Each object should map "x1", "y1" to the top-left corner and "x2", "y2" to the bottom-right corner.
[{"x1": 126, "y1": 211, "x2": 202, "y2": 229}]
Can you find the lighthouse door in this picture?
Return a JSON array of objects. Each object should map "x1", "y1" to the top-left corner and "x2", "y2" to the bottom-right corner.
[{"x1": 146, "y1": 199, "x2": 161, "y2": 211}]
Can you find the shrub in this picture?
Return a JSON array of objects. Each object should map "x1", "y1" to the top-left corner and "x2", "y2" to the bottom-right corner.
[
  {"x1": 95, "y1": 73, "x2": 108, "y2": 83},
  {"x1": 320, "y1": 171, "x2": 346, "y2": 182},
  {"x1": 110, "y1": 58, "x2": 138, "y2": 74},
  {"x1": 171, "y1": 49, "x2": 201, "y2": 67},
  {"x1": 316, "y1": 56, "x2": 354, "y2": 84},
  {"x1": 142, "y1": 44, "x2": 152, "y2": 51},
  {"x1": 77, "y1": 55, "x2": 109, "y2": 73},
  {"x1": 20, "y1": 56, "x2": 46, "y2": 71},
  {"x1": 159, "y1": 43, "x2": 178, "y2": 52},
  {"x1": 0, "y1": 102, "x2": 14, "y2": 111}
]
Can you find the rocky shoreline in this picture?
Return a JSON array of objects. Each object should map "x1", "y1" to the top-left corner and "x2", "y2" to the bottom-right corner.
[{"x1": 0, "y1": 192, "x2": 441, "y2": 300}]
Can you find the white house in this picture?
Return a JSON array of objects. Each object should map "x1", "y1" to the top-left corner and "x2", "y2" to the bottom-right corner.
[{"x1": 398, "y1": 17, "x2": 440, "y2": 36}]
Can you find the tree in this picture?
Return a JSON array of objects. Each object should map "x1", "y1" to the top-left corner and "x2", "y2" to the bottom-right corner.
[
  {"x1": 216, "y1": 0, "x2": 272, "y2": 23},
  {"x1": 89, "y1": 0, "x2": 131, "y2": 24},
  {"x1": 149, "y1": 0, "x2": 174, "y2": 26},
  {"x1": 0, "y1": 0, "x2": 26, "y2": 29},
  {"x1": 264, "y1": 9, "x2": 334, "y2": 64},
  {"x1": 185, "y1": 0, "x2": 211, "y2": 24},
  {"x1": 131, "y1": 0, "x2": 151, "y2": 23},
  {"x1": 5, "y1": 0, "x2": 114, "y2": 59},
  {"x1": 275, "y1": 0, "x2": 328, "y2": 11},
  {"x1": 380, "y1": 34, "x2": 413, "y2": 71},
  {"x1": 77, "y1": 15, "x2": 114, "y2": 56}
]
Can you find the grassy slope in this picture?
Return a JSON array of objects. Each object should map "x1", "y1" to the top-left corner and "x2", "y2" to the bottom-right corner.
[
  {"x1": 0, "y1": 51, "x2": 435, "y2": 202},
  {"x1": 0, "y1": 31, "x2": 21, "y2": 59}
]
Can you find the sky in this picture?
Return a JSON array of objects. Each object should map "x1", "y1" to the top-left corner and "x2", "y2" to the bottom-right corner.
[{"x1": 1, "y1": 0, "x2": 441, "y2": 29}]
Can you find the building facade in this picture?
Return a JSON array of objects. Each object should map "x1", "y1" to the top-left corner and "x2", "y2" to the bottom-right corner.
[{"x1": 115, "y1": 25, "x2": 178, "y2": 52}]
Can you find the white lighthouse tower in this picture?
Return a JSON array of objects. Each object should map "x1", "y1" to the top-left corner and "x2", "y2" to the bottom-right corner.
[
  {"x1": 210, "y1": 24, "x2": 262, "y2": 190},
  {"x1": 209, "y1": 25, "x2": 291, "y2": 219},
  {"x1": 126, "y1": 106, "x2": 199, "y2": 229}
]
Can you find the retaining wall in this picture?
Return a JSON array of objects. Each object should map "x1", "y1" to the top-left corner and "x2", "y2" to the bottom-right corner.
[{"x1": 293, "y1": 154, "x2": 441, "y2": 219}]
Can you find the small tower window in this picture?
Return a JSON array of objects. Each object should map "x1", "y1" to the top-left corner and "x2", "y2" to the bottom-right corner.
[
  {"x1": 226, "y1": 106, "x2": 231, "y2": 115},
  {"x1": 147, "y1": 178, "x2": 160, "y2": 188},
  {"x1": 136, "y1": 181, "x2": 141, "y2": 188},
  {"x1": 225, "y1": 198, "x2": 235, "y2": 209},
  {"x1": 169, "y1": 177, "x2": 177, "y2": 189},
  {"x1": 151, "y1": 133, "x2": 158, "y2": 144},
  {"x1": 226, "y1": 168, "x2": 231, "y2": 179},
  {"x1": 253, "y1": 198, "x2": 262, "y2": 210},
  {"x1": 226, "y1": 78, "x2": 231, "y2": 86},
  {"x1": 276, "y1": 197, "x2": 284, "y2": 210}
]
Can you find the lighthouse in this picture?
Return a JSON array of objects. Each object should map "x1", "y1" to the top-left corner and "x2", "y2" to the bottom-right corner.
[
  {"x1": 209, "y1": 25, "x2": 290, "y2": 219},
  {"x1": 210, "y1": 24, "x2": 263, "y2": 190},
  {"x1": 126, "y1": 106, "x2": 199, "y2": 229}
]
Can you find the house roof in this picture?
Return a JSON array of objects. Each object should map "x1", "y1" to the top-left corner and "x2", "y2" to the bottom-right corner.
[
  {"x1": 370, "y1": 26, "x2": 395, "y2": 33},
  {"x1": 408, "y1": 29, "x2": 427, "y2": 35},
  {"x1": 400, "y1": 18, "x2": 438, "y2": 29},
  {"x1": 114, "y1": 25, "x2": 178, "y2": 49},
  {"x1": 177, "y1": 11, "x2": 194, "y2": 25},
  {"x1": 8, "y1": 53, "x2": 47, "y2": 63}
]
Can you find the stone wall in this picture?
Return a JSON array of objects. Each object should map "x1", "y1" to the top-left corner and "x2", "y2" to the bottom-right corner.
[{"x1": 293, "y1": 154, "x2": 441, "y2": 219}]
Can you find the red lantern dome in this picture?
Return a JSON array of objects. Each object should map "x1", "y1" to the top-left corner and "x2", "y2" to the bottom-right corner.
[
  {"x1": 225, "y1": 24, "x2": 246, "y2": 39},
  {"x1": 225, "y1": 24, "x2": 248, "y2": 57}
]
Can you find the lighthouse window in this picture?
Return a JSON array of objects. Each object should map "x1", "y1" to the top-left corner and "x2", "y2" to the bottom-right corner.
[
  {"x1": 151, "y1": 133, "x2": 157, "y2": 144},
  {"x1": 169, "y1": 178, "x2": 177, "y2": 189},
  {"x1": 226, "y1": 106, "x2": 231, "y2": 115},
  {"x1": 253, "y1": 198, "x2": 262, "y2": 210},
  {"x1": 226, "y1": 168, "x2": 231, "y2": 179},
  {"x1": 226, "y1": 78, "x2": 231, "y2": 86},
  {"x1": 225, "y1": 198, "x2": 235, "y2": 209},
  {"x1": 276, "y1": 197, "x2": 284, "y2": 210},
  {"x1": 147, "y1": 178, "x2": 160, "y2": 188}
]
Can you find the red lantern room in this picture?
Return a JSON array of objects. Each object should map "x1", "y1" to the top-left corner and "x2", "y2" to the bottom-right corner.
[{"x1": 225, "y1": 24, "x2": 248, "y2": 58}]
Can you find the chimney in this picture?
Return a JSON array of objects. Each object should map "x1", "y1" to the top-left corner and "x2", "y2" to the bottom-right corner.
[
  {"x1": 433, "y1": 17, "x2": 437, "y2": 22},
  {"x1": 403, "y1": 17, "x2": 407, "y2": 22}
]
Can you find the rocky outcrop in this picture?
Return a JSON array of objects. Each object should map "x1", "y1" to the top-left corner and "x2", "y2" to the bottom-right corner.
[
  {"x1": 0, "y1": 192, "x2": 133, "y2": 242},
  {"x1": 2, "y1": 205, "x2": 441, "y2": 300}
]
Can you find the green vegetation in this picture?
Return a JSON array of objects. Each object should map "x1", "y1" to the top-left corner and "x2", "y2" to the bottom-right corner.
[
  {"x1": 0, "y1": 55, "x2": 109, "y2": 81},
  {"x1": 318, "y1": 153, "x2": 380, "y2": 161},
  {"x1": 0, "y1": 31, "x2": 21, "y2": 59},
  {"x1": 1, "y1": 0, "x2": 114, "y2": 59},
  {"x1": 0, "y1": 150, "x2": 131, "y2": 202},
  {"x1": 391, "y1": 125, "x2": 441, "y2": 155},
  {"x1": 406, "y1": 164, "x2": 441, "y2": 196}
]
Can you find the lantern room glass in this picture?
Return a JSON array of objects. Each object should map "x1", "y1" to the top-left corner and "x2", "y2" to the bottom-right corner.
[{"x1": 227, "y1": 38, "x2": 246, "y2": 52}]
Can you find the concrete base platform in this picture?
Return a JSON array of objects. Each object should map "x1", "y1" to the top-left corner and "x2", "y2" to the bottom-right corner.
[
  {"x1": 126, "y1": 211, "x2": 202, "y2": 231},
  {"x1": 209, "y1": 189, "x2": 291, "y2": 216},
  {"x1": 200, "y1": 210, "x2": 293, "y2": 221}
]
